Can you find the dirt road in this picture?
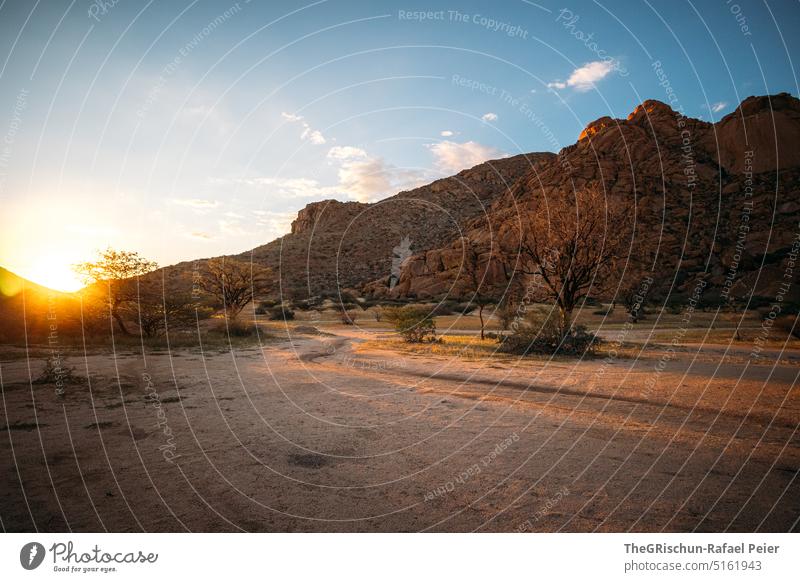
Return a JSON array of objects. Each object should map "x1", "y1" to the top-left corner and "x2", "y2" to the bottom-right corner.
[{"x1": 1, "y1": 328, "x2": 798, "y2": 532}]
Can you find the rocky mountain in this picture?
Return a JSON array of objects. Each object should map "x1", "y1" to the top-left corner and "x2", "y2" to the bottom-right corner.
[
  {"x1": 380, "y1": 93, "x2": 800, "y2": 307},
  {"x1": 238, "y1": 152, "x2": 553, "y2": 297}
]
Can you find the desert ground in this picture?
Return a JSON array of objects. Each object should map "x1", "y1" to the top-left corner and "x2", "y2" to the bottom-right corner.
[{"x1": 1, "y1": 309, "x2": 799, "y2": 532}]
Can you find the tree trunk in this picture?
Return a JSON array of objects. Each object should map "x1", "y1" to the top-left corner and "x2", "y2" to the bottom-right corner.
[
  {"x1": 478, "y1": 304, "x2": 485, "y2": 340},
  {"x1": 112, "y1": 306, "x2": 130, "y2": 335},
  {"x1": 558, "y1": 305, "x2": 571, "y2": 339}
]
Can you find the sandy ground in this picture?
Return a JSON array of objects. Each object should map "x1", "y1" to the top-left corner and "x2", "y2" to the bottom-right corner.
[{"x1": 1, "y1": 326, "x2": 799, "y2": 532}]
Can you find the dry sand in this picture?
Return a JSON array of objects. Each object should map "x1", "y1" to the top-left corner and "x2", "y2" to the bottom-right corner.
[{"x1": 1, "y1": 327, "x2": 798, "y2": 532}]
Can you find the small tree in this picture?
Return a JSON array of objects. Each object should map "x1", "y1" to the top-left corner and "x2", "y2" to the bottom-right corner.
[
  {"x1": 340, "y1": 309, "x2": 357, "y2": 325},
  {"x1": 385, "y1": 306, "x2": 437, "y2": 343},
  {"x1": 134, "y1": 279, "x2": 207, "y2": 337},
  {"x1": 199, "y1": 258, "x2": 273, "y2": 320},
  {"x1": 74, "y1": 249, "x2": 158, "y2": 335},
  {"x1": 502, "y1": 185, "x2": 630, "y2": 337},
  {"x1": 456, "y1": 237, "x2": 499, "y2": 340}
]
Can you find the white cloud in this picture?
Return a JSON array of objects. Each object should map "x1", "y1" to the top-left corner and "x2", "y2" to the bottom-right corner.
[
  {"x1": 440, "y1": 130, "x2": 454, "y2": 137},
  {"x1": 327, "y1": 146, "x2": 368, "y2": 160},
  {"x1": 710, "y1": 101, "x2": 728, "y2": 113},
  {"x1": 428, "y1": 140, "x2": 504, "y2": 174},
  {"x1": 226, "y1": 145, "x2": 429, "y2": 204},
  {"x1": 282, "y1": 111, "x2": 326, "y2": 145},
  {"x1": 188, "y1": 231, "x2": 214, "y2": 240},
  {"x1": 548, "y1": 60, "x2": 617, "y2": 92},
  {"x1": 327, "y1": 145, "x2": 426, "y2": 202},
  {"x1": 252, "y1": 210, "x2": 295, "y2": 239},
  {"x1": 232, "y1": 176, "x2": 337, "y2": 199},
  {"x1": 301, "y1": 126, "x2": 326, "y2": 145},
  {"x1": 335, "y1": 156, "x2": 393, "y2": 202},
  {"x1": 481, "y1": 112, "x2": 498, "y2": 122}
]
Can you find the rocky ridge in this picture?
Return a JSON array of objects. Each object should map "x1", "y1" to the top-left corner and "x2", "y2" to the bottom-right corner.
[{"x1": 381, "y1": 93, "x2": 800, "y2": 306}]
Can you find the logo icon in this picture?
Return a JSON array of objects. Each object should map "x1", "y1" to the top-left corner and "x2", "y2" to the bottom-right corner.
[
  {"x1": 389, "y1": 235, "x2": 413, "y2": 289},
  {"x1": 20, "y1": 542, "x2": 45, "y2": 570}
]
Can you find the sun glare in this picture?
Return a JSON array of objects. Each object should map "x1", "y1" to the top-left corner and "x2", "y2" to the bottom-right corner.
[{"x1": 23, "y1": 256, "x2": 84, "y2": 293}]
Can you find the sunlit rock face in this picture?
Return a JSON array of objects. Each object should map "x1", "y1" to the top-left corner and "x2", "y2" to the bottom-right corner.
[
  {"x1": 388, "y1": 94, "x2": 800, "y2": 303},
  {"x1": 244, "y1": 153, "x2": 553, "y2": 297}
]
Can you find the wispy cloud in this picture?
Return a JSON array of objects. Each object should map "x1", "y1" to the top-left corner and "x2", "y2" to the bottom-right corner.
[
  {"x1": 427, "y1": 140, "x2": 504, "y2": 174},
  {"x1": 326, "y1": 146, "x2": 428, "y2": 202},
  {"x1": 281, "y1": 111, "x2": 327, "y2": 145},
  {"x1": 301, "y1": 126, "x2": 326, "y2": 145},
  {"x1": 440, "y1": 130, "x2": 454, "y2": 137},
  {"x1": 710, "y1": 101, "x2": 728, "y2": 113},
  {"x1": 327, "y1": 146, "x2": 368, "y2": 160},
  {"x1": 222, "y1": 145, "x2": 429, "y2": 204},
  {"x1": 548, "y1": 60, "x2": 617, "y2": 92},
  {"x1": 481, "y1": 112, "x2": 498, "y2": 122},
  {"x1": 252, "y1": 210, "x2": 295, "y2": 239},
  {"x1": 230, "y1": 176, "x2": 337, "y2": 199}
]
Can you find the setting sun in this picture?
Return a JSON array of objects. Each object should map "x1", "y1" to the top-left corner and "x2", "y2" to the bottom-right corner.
[{"x1": 22, "y1": 257, "x2": 84, "y2": 292}]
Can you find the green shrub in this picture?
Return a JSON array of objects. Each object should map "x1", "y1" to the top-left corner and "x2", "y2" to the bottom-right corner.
[
  {"x1": 498, "y1": 310, "x2": 600, "y2": 356},
  {"x1": 213, "y1": 318, "x2": 256, "y2": 337},
  {"x1": 340, "y1": 310, "x2": 358, "y2": 325},
  {"x1": 255, "y1": 299, "x2": 279, "y2": 314},
  {"x1": 268, "y1": 306, "x2": 295, "y2": 321},
  {"x1": 385, "y1": 306, "x2": 437, "y2": 343}
]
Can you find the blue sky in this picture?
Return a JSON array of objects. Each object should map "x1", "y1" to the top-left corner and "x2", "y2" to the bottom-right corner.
[{"x1": 0, "y1": 0, "x2": 798, "y2": 289}]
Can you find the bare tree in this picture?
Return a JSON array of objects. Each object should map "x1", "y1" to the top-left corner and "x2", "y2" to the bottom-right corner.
[
  {"x1": 134, "y1": 275, "x2": 209, "y2": 337},
  {"x1": 74, "y1": 249, "x2": 158, "y2": 335},
  {"x1": 457, "y1": 237, "x2": 502, "y2": 340},
  {"x1": 502, "y1": 185, "x2": 630, "y2": 336},
  {"x1": 199, "y1": 258, "x2": 273, "y2": 320}
]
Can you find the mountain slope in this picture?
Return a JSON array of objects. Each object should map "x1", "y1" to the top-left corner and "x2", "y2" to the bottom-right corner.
[
  {"x1": 386, "y1": 93, "x2": 800, "y2": 306},
  {"x1": 238, "y1": 152, "x2": 554, "y2": 297}
]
